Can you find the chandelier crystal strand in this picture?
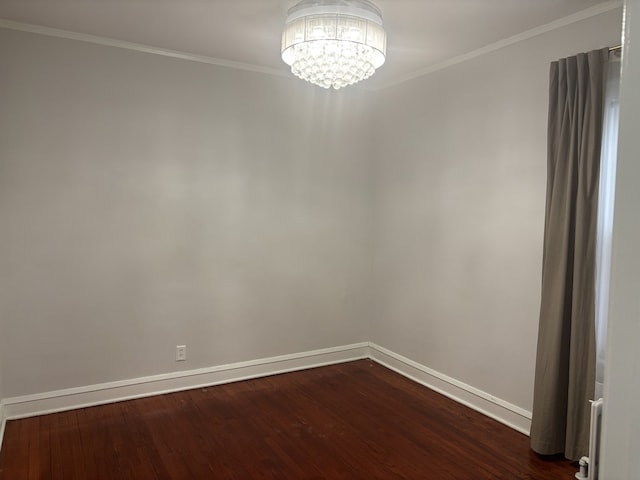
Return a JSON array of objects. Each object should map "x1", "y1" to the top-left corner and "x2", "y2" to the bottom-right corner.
[{"x1": 281, "y1": 0, "x2": 386, "y2": 90}]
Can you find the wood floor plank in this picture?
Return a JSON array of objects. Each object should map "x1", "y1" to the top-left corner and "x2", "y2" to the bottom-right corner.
[
  {"x1": 25, "y1": 416, "x2": 42, "y2": 480},
  {"x1": 0, "y1": 360, "x2": 577, "y2": 479},
  {"x1": 76, "y1": 407, "x2": 109, "y2": 480}
]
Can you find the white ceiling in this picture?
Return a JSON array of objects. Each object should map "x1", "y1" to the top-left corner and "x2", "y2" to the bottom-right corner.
[{"x1": 0, "y1": 0, "x2": 620, "y2": 89}]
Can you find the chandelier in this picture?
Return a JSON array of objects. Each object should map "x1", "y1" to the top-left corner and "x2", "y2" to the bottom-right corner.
[{"x1": 281, "y1": 0, "x2": 387, "y2": 90}]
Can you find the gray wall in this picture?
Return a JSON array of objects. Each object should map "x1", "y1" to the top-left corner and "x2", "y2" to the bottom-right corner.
[
  {"x1": 370, "y1": 9, "x2": 622, "y2": 411},
  {"x1": 0, "y1": 29, "x2": 374, "y2": 396},
  {"x1": 0, "y1": 5, "x2": 625, "y2": 427},
  {"x1": 601, "y1": 0, "x2": 640, "y2": 476}
]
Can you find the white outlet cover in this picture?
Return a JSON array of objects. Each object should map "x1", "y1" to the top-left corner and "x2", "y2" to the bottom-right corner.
[{"x1": 175, "y1": 345, "x2": 187, "y2": 361}]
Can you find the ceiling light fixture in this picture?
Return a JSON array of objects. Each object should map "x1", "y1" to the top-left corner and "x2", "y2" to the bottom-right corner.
[{"x1": 281, "y1": 0, "x2": 387, "y2": 90}]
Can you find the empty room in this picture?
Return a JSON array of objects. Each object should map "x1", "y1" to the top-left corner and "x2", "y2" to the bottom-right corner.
[{"x1": 1, "y1": 0, "x2": 639, "y2": 478}]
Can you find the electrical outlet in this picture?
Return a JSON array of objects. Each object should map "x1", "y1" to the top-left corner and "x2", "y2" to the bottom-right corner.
[{"x1": 175, "y1": 345, "x2": 187, "y2": 361}]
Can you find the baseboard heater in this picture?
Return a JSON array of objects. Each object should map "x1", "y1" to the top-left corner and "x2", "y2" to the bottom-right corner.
[{"x1": 575, "y1": 398, "x2": 604, "y2": 480}]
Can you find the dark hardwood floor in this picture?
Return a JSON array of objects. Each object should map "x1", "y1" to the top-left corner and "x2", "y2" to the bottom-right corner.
[{"x1": 0, "y1": 360, "x2": 576, "y2": 479}]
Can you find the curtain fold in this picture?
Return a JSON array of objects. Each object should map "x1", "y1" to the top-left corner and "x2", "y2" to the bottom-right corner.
[{"x1": 530, "y1": 48, "x2": 609, "y2": 461}]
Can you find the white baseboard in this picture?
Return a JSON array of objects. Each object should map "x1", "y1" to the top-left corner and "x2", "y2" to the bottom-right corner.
[
  {"x1": 0, "y1": 401, "x2": 5, "y2": 452},
  {"x1": 2, "y1": 343, "x2": 369, "y2": 421},
  {"x1": 0, "y1": 341, "x2": 532, "y2": 456},
  {"x1": 368, "y1": 343, "x2": 532, "y2": 435}
]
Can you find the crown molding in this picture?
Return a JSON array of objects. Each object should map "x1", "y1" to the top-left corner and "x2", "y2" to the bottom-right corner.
[
  {"x1": 374, "y1": 0, "x2": 623, "y2": 90},
  {"x1": 0, "y1": 0, "x2": 624, "y2": 91},
  {"x1": 0, "y1": 18, "x2": 290, "y2": 79}
]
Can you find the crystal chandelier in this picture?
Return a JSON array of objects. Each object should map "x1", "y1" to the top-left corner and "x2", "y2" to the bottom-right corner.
[{"x1": 281, "y1": 0, "x2": 387, "y2": 90}]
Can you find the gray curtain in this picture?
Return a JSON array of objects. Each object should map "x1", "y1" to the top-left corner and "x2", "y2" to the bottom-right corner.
[{"x1": 530, "y1": 48, "x2": 609, "y2": 461}]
